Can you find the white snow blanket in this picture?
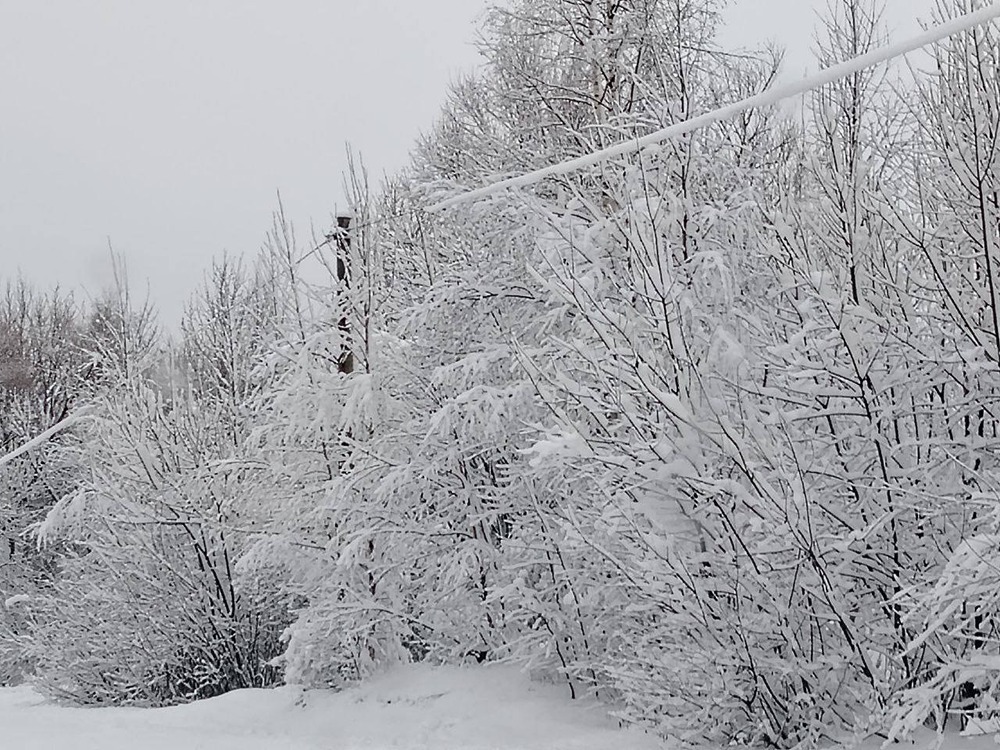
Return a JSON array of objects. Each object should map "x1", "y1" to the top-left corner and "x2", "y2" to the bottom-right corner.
[{"x1": 0, "y1": 664, "x2": 666, "y2": 749}]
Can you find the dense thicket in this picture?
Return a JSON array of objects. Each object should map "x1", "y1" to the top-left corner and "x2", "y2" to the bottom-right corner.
[
  {"x1": 3, "y1": 0, "x2": 1000, "y2": 746},
  {"x1": 0, "y1": 281, "x2": 88, "y2": 682}
]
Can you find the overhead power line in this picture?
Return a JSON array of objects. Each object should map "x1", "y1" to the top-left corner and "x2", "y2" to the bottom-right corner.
[
  {"x1": 428, "y1": 2, "x2": 1000, "y2": 212},
  {"x1": 0, "y1": 410, "x2": 89, "y2": 471}
]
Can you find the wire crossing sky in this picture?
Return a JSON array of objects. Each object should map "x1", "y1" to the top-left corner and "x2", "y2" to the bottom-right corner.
[{"x1": 428, "y1": 2, "x2": 1000, "y2": 212}]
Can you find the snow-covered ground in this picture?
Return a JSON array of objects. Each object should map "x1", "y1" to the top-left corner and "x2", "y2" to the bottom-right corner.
[{"x1": 0, "y1": 664, "x2": 667, "y2": 749}]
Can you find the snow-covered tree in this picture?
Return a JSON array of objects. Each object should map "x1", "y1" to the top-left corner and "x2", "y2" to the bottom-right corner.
[
  {"x1": 0, "y1": 280, "x2": 88, "y2": 684},
  {"x1": 21, "y1": 262, "x2": 286, "y2": 705},
  {"x1": 885, "y1": 0, "x2": 1000, "y2": 733}
]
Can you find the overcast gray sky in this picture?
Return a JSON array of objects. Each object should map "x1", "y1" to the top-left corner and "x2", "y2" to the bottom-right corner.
[
  {"x1": 1, "y1": 0, "x2": 939, "y2": 328},
  {"x1": 721, "y1": 0, "x2": 936, "y2": 73}
]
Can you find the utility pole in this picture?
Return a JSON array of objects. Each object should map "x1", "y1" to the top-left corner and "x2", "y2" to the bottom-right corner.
[{"x1": 334, "y1": 212, "x2": 354, "y2": 375}]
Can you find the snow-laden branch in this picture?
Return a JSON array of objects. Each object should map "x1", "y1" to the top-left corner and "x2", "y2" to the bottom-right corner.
[
  {"x1": 0, "y1": 410, "x2": 89, "y2": 470},
  {"x1": 428, "y1": 2, "x2": 1000, "y2": 211}
]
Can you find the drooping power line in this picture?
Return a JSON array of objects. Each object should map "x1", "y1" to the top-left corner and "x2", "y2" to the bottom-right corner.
[
  {"x1": 0, "y1": 410, "x2": 89, "y2": 470},
  {"x1": 428, "y1": 2, "x2": 1000, "y2": 212}
]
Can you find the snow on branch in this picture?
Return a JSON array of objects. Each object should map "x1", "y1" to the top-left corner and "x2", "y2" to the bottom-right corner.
[{"x1": 428, "y1": 2, "x2": 1000, "y2": 212}]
